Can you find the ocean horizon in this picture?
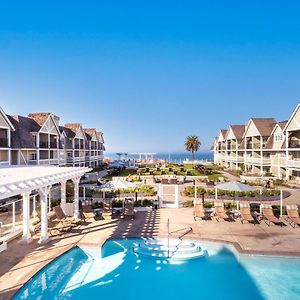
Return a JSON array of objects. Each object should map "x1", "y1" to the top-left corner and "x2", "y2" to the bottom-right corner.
[{"x1": 106, "y1": 151, "x2": 213, "y2": 163}]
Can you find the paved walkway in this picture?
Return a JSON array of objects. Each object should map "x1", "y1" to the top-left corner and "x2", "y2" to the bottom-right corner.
[{"x1": 1, "y1": 207, "x2": 300, "y2": 299}]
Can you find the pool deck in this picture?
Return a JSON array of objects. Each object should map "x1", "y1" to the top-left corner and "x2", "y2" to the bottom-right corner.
[{"x1": 1, "y1": 207, "x2": 300, "y2": 299}]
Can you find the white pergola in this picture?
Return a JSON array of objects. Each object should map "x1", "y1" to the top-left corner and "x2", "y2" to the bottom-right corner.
[{"x1": 0, "y1": 166, "x2": 91, "y2": 244}]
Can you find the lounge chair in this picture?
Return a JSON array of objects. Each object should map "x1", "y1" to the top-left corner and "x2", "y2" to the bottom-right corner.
[
  {"x1": 193, "y1": 200, "x2": 210, "y2": 221},
  {"x1": 286, "y1": 205, "x2": 300, "y2": 228},
  {"x1": 53, "y1": 206, "x2": 81, "y2": 226},
  {"x1": 123, "y1": 200, "x2": 135, "y2": 220},
  {"x1": 214, "y1": 202, "x2": 234, "y2": 222},
  {"x1": 102, "y1": 202, "x2": 112, "y2": 219},
  {"x1": 82, "y1": 205, "x2": 95, "y2": 222},
  {"x1": 170, "y1": 178, "x2": 177, "y2": 184},
  {"x1": 49, "y1": 218, "x2": 73, "y2": 236},
  {"x1": 261, "y1": 204, "x2": 284, "y2": 226},
  {"x1": 239, "y1": 202, "x2": 257, "y2": 224},
  {"x1": 161, "y1": 178, "x2": 169, "y2": 184}
]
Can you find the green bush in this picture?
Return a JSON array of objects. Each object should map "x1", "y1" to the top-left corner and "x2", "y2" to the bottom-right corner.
[
  {"x1": 203, "y1": 201, "x2": 213, "y2": 208},
  {"x1": 183, "y1": 200, "x2": 194, "y2": 207}
]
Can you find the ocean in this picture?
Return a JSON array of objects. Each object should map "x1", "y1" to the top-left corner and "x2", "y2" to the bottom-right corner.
[{"x1": 106, "y1": 151, "x2": 213, "y2": 164}]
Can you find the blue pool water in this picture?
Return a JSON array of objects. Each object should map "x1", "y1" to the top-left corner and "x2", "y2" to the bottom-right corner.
[{"x1": 14, "y1": 239, "x2": 300, "y2": 300}]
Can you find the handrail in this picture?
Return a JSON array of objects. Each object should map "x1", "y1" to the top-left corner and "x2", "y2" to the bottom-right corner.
[
  {"x1": 169, "y1": 226, "x2": 193, "y2": 239},
  {"x1": 167, "y1": 218, "x2": 170, "y2": 258}
]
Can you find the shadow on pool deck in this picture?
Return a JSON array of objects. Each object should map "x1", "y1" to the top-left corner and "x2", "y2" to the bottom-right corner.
[{"x1": 109, "y1": 210, "x2": 161, "y2": 239}]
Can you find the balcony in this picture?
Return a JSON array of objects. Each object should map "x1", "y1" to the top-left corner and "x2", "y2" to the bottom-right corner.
[
  {"x1": 74, "y1": 156, "x2": 85, "y2": 162},
  {"x1": 227, "y1": 155, "x2": 237, "y2": 162},
  {"x1": 287, "y1": 160, "x2": 300, "y2": 168},
  {"x1": 243, "y1": 156, "x2": 271, "y2": 165},
  {"x1": 0, "y1": 138, "x2": 8, "y2": 148},
  {"x1": 28, "y1": 158, "x2": 59, "y2": 165},
  {"x1": 244, "y1": 156, "x2": 252, "y2": 163},
  {"x1": 237, "y1": 156, "x2": 244, "y2": 163}
]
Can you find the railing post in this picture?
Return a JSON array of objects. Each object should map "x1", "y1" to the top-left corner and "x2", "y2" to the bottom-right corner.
[
  {"x1": 167, "y1": 218, "x2": 170, "y2": 258},
  {"x1": 12, "y1": 201, "x2": 16, "y2": 232},
  {"x1": 32, "y1": 195, "x2": 37, "y2": 219}
]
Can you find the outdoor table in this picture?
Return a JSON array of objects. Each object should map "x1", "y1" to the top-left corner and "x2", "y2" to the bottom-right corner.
[
  {"x1": 204, "y1": 208, "x2": 214, "y2": 218},
  {"x1": 93, "y1": 208, "x2": 102, "y2": 217},
  {"x1": 113, "y1": 207, "x2": 123, "y2": 216},
  {"x1": 252, "y1": 211, "x2": 261, "y2": 221},
  {"x1": 228, "y1": 209, "x2": 240, "y2": 219}
]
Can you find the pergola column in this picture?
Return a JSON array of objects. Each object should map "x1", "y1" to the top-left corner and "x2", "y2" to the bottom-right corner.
[
  {"x1": 38, "y1": 187, "x2": 50, "y2": 244},
  {"x1": 21, "y1": 193, "x2": 32, "y2": 243},
  {"x1": 73, "y1": 177, "x2": 80, "y2": 218},
  {"x1": 60, "y1": 181, "x2": 67, "y2": 214}
]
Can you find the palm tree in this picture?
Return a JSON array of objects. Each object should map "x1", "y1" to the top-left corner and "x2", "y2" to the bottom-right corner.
[{"x1": 185, "y1": 135, "x2": 201, "y2": 161}]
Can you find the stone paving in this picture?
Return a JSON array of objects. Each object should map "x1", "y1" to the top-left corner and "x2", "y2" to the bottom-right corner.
[{"x1": 1, "y1": 207, "x2": 300, "y2": 299}]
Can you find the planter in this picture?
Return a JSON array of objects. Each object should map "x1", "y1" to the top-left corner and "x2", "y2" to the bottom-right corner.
[{"x1": 134, "y1": 207, "x2": 152, "y2": 212}]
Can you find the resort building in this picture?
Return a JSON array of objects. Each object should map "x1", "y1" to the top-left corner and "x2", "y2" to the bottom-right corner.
[
  {"x1": 212, "y1": 103, "x2": 300, "y2": 182},
  {"x1": 0, "y1": 106, "x2": 105, "y2": 167}
]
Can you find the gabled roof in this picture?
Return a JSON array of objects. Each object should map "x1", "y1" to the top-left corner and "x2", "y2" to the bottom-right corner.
[
  {"x1": 283, "y1": 103, "x2": 300, "y2": 132},
  {"x1": 7, "y1": 115, "x2": 39, "y2": 148},
  {"x1": 243, "y1": 118, "x2": 276, "y2": 138},
  {"x1": 59, "y1": 126, "x2": 76, "y2": 138},
  {"x1": 84, "y1": 128, "x2": 97, "y2": 141},
  {"x1": 220, "y1": 129, "x2": 227, "y2": 138},
  {"x1": 264, "y1": 137, "x2": 274, "y2": 149},
  {"x1": 278, "y1": 120, "x2": 288, "y2": 130},
  {"x1": 238, "y1": 138, "x2": 245, "y2": 149},
  {"x1": 28, "y1": 112, "x2": 60, "y2": 135},
  {"x1": 64, "y1": 123, "x2": 81, "y2": 133},
  {"x1": 96, "y1": 131, "x2": 105, "y2": 143},
  {"x1": 0, "y1": 106, "x2": 15, "y2": 130},
  {"x1": 270, "y1": 120, "x2": 288, "y2": 136},
  {"x1": 64, "y1": 123, "x2": 87, "y2": 140},
  {"x1": 251, "y1": 118, "x2": 276, "y2": 136},
  {"x1": 28, "y1": 112, "x2": 51, "y2": 126},
  {"x1": 227, "y1": 125, "x2": 245, "y2": 140},
  {"x1": 265, "y1": 121, "x2": 287, "y2": 150}
]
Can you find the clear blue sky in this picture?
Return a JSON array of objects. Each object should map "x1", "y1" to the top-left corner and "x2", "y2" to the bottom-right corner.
[{"x1": 0, "y1": 1, "x2": 300, "y2": 152}]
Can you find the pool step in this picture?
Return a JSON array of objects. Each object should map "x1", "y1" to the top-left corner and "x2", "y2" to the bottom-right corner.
[{"x1": 133, "y1": 238, "x2": 206, "y2": 260}]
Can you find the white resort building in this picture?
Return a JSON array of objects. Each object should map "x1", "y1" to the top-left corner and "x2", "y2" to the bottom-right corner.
[
  {"x1": 212, "y1": 103, "x2": 300, "y2": 181},
  {"x1": 0, "y1": 107, "x2": 105, "y2": 168}
]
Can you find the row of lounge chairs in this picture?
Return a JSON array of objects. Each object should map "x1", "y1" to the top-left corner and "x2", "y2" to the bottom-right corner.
[
  {"x1": 49, "y1": 200, "x2": 136, "y2": 235},
  {"x1": 193, "y1": 201, "x2": 300, "y2": 227}
]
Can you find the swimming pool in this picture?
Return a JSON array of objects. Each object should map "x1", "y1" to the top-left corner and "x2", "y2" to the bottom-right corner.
[{"x1": 14, "y1": 238, "x2": 300, "y2": 300}]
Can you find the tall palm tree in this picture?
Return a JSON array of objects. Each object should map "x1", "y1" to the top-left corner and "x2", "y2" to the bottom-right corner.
[{"x1": 185, "y1": 135, "x2": 201, "y2": 161}]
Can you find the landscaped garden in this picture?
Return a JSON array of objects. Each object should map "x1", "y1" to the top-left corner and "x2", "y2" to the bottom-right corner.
[
  {"x1": 182, "y1": 185, "x2": 290, "y2": 201},
  {"x1": 106, "y1": 163, "x2": 227, "y2": 182}
]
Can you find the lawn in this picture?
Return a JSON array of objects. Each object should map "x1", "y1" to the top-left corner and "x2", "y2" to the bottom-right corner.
[{"x1": 103, "y1": 169, "x2": 136, "y2": 180}]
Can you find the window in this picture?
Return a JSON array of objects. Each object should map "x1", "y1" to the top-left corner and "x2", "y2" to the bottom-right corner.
[{"x1": 29, "y1": 153, "x2": 36, "y2": 160}]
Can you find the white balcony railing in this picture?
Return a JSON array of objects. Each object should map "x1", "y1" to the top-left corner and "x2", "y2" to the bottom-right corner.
[{"x1": 287, "y1": 160, "x2": 300, "y2": 168}]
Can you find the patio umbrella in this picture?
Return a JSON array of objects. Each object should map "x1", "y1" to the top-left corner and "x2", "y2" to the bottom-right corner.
[
  {"x1": 100, "y1": 179, "x2": 138, "y2": 190},
  {"x1": 100, "y1": 179, "x2": 140, "y2": 203},
  {"x1": 215, "y1": 181, "x2": 257, "y2": 209}
]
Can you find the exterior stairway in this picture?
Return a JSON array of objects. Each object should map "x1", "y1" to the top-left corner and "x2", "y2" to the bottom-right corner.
[{"x1": 133, "y1": 238, "x2": 206, "y2": 260}]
